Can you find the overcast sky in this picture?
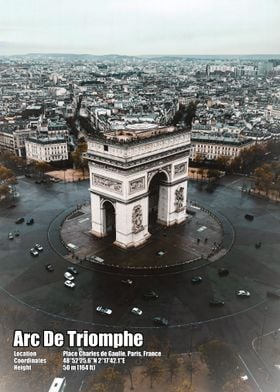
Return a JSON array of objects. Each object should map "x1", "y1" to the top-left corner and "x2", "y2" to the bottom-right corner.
[{"x1": 0, "y1": 0, "x2": 279, "y2": 55}]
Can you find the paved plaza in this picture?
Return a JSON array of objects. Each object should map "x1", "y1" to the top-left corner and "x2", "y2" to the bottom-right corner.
[{"x1": 60, "y1": 203, "x2": 224, "y2": 268}]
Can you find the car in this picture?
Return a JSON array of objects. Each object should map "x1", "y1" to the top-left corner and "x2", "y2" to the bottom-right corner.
[
  {"x1": 209, "y1": 299, "x2": 225, "y2": 307},
  {"x1": 8, "y1": 232, "x2": 14, "y2": 240},
  {"x1": 244, "y1": 214, "x2": 254, "y2": 221},
  {"x1": 153, "y1": 317, "x2": 169, "y2": 326},
  {"x1": 236, "y1": 290, "x2": 251, "y2": 297},
  {"x1": 26, "y1": 218, "x2": 34, "y2": 225},
  {"x1": 35, "y1": 243, "x2": 43, "y2": 251},
  {"x1": 25, "y1": 173, "x2": 32, "y2": 178},
  {"x1": 45, "y1": 264, "x2": 54, "y2": 272},
  {"x1": 218, "y1": 268, "x2": 229, "y2": 277},
  {"x1": 7, "y1": 204, "x2": 16, "y2": 209},
  {"x1": 64, "y1": 280, "x2": 75, "y2": 288},
  {"x1": 156, "y1": 250, "x2": 165, "y2": 256},
  {"x1": 191, "y1": 276, "x2": 203, "y2": 284},
  {"x1": 67, "y1": 266, "x2": 78, "y2": 275},
  {"x1": 96, "y1": 306, "x2": 112, "y2": 315},
  {"x1": 64, "y1": 272, "x2": 74, "y2": 281},
  {"x1": 30, "y1": 248, "x2": 39, "y2": 256},
  {"x1": 131, "y1": 307, "x2": 143, "y2": 316},
  {"x1": 143, "y1": 290, "x2": 159, "y2": 299},
  {"x1": 14, "y1": 230, "x2": 20, "y2": 237},
  {"x1": 15, "y1": 217, "x2": 24, "y2": 224},
  {"x1": 121, "y1": 279, "x2": 133, "y2": 285},
  {"x1": 267, "y1": 290, "x2": 280, "y2": 299}
]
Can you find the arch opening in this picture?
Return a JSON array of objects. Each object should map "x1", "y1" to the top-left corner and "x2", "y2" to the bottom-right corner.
[
  {"x1": 148, "y1": 171, "x2": 168, "y2": 230},
  {"x1": 103, "y1": 201, "x2": 116, "y2": 239}
]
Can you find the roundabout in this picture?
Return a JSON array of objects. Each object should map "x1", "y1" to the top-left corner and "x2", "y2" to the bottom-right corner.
[{"x1": 0, "y1": 175, "x2": 279, "y2": 332}]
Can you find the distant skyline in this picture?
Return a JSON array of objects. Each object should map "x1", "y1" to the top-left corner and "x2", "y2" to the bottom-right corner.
[{"x1": 0, "y1": 0, "x2": 279, "y2": 55}]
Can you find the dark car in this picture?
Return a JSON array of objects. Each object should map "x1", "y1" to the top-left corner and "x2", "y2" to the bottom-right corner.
[
  {"x1": 209, "y1": 299, "x2": 225, "y2": 307},
  {"x1": 15, "y1": 217, "x2": 24, "y2": 224},
  {"x1": 244, "y1": 214, "x2": 254, "y2": 221},
  {"x1": 267, "y1": 290, "x2": 280, "y2": 299},
  {"x1": 45, "y1": 264, "x2": 54, "y2": 272},
  {"x1": 218, "y1": 268, "x2": 229, "y2": 277},
  {"x1": 26, "y1": 218, "x2": 34, "y2": 225},
  {"x1": 67, "y1": 266, "x2": 78, "y2": 275},
  {"x1": 143, "y1": 290, "x2": 159, "y2": 299},
  {"x1": 153, "y1": 317, "x2": 169, "y2": 326},
  {"x1": 191, "y1": 276, "x2": 203, "y2": 284}
]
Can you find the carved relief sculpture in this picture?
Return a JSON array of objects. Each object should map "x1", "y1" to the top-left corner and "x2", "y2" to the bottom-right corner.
[
  {"x1": 93, "y1": 174, "x2": 122, "y2": 194},
  {"x1": 174, "y1": 187, "x2": 185, "y2": 212},
  {"x1": 129, "y1": 177, "x2": 145, "y2": 194},
  {"x1": 132, "y1": 205, "x2": 144, "y2": 233},
  {"x1": 174, "y1": 162, "x2": 187, "y2": 177}
]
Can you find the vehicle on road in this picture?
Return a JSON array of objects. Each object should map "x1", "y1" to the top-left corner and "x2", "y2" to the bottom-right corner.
[
  {"x1": 64, "y1": 272, "x2": 74, "y2": 281},
  {"x1": 26, "y1": 218, "x2": 34, "y2": 225},
  {"x1": 35, "y1": 243, "x2": 43, "y2": 251},
  {"x1": 143, "y1": 290, "x2": 159, "y2": 299},
  {"x1": 209, "y1": 299, "x2": 225, "y2": 306},
  {"x1": 67, "y1": 266, "x2": 78, "y2": 275},
  {"x1": 156, "y1": 250, "x2": 165, "y2": 256},
  {"x1": 244, "y1": 214, "x2": 254, "y2": 221},
  {"x1": 153, "y1": 317, "x2": 169, "y2": 326},
  {"x1": 191, "y1": 276, "x2": 203, "y2": 284},
  {"x1": 236, "y1": 290, "x2": 250, "y2": 297},
  {"x1": 131, "y1": 307, "x2": 143, "y2": 316},
  {"x1": 45, "y1": 264, "x2": 54, "y2": 272},
  {"x1": 267, "y1": 290, "x2": 280, "y2": 299},
  {"x1": 14, "y1": 230, "x2": 20, "y2": 237},
  {"x1": 218, "y1": 268, "x2": 229, "y2": 277},
  {"x1": 121, "y1": 279, "x2": 133, "y2": 285},
  {"x1": 64, "y1": 280, "x2": 75, "y2": 288},
  {"x1": 30, "y1": 248, "x2": 39, "y2": 256},
  {"x1": 15, "y1": 217, "x2": 24, "y2": 224},
  {"x1": 96, "y1": 306, "x2": 112, "y2": 315},
  {"x1": 8, "y1": 232, "x2": 14, "y2": 240}
]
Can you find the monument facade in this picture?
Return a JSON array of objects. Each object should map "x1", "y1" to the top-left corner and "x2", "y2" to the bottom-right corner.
[{"x1": 86, "y1": 124, "x2": 191, "y2": 248}]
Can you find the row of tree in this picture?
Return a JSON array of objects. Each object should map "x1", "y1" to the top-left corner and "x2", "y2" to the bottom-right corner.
[{"x1": 192, "y1": 140, "x2": 280, "y2": 176}]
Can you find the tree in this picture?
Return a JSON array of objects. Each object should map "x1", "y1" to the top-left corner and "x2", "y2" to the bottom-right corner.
[
  {"x1": 71, "y1": 141, "x2": 88, "y2": 176},
  {"x1": 185, "y1": 101, "x2": 197, "y2": 127},
  {"x1": 0, "y1": 164, "x2": 16, "y2": 199},
  {"x1": 207, "y1": 169, "x2": 220, "y2": 183},
  {"x1": 142, "y1": 358, "x2": 164, "y2": 389},
  {"x1": 199, "y1": 340, "x2": 240, "y2": 387},
  {"x1": 222, "y1": 378, "x2": 252, "y2": 392},
  {"x1": 166, "y1": 355, "x2": 179, "y2": 383},
  {"x1": 172, "y1": 378, "x2": 195, "y2": 392}
]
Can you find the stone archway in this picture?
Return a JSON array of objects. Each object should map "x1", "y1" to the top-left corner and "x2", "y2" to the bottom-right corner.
[
  {"x1": 102, "y1": 200, "x2": 116, "y2": 239},
  {"x1": 148, "y1": 171, "x2": 168, "y2": 228}
]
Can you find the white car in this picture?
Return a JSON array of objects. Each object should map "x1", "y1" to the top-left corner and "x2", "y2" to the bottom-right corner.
[
  {"x1": 121, "y1": 279, "x2": 133, "y2": 285},
  {"x1": 8, "y1": 232, "x2": 14, "y2": 240},
  {"x1": 96, "y1": 306, "x2": 112, "y2": 315},
  {"x1": 64, "y1": 272, "x2": 74, "y2": 281},
  {"x1": 30, "y1": 248, "x2": 39, "y2": 256},
  {"x1": 131, "y1": 307, "x2": 143, "y2": 316},
  {"x1": 64, "y1": 280, "x2": 75, "y2": 289},
  {"x1": 35, "y1": 243, "x2": 43, "y2": 251},
  {"x1": 236, "y1": 290, "x2": 251, "y2": 297}
]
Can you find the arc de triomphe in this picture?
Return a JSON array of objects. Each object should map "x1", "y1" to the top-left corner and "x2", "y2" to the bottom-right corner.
[{"x1": 86, "y1": 124, "x2": 191, "y2": 249}]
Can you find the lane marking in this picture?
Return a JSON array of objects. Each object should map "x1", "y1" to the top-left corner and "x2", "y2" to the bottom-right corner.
[{"x1": 238, "y1": 354, "x2": 264, "y2": 392}]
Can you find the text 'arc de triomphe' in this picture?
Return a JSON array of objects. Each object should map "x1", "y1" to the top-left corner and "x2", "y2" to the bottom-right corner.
[{"x1": 86, "y1": 124, "x2": 191, "y2": 249}]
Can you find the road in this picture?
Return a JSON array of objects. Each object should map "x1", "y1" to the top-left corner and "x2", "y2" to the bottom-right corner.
[{"x1": 0, "y1": 175, "x2": 280, "y2": 391}]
